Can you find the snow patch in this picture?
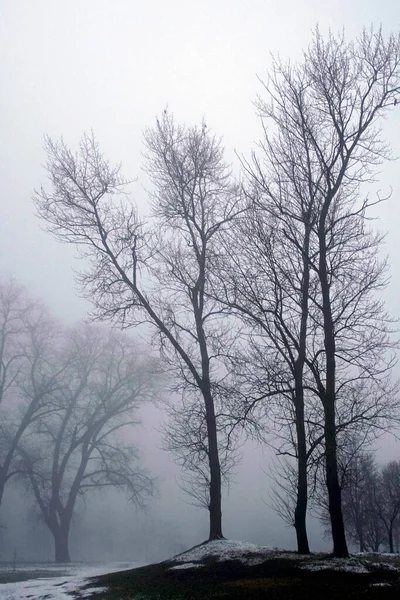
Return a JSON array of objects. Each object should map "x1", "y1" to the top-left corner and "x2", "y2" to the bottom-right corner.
[
  {"x1": 301, "y1": 557, "x2": 400, "y2": 575},
  {"x1": 370, "y1": 562, "x2": 399, "y2": 572},
  {"x1": 169, "y1": 562, "x2": 204, "y2": 570},
  {"x1": 0, "y1": 562, "x2": 139, "y2": 600},
  {"x1": 171, "y1": 539, "x2": 286, "y2": 567},
  {"x1": 301, "y1": 560, "x2": 370, "y2": 574}
]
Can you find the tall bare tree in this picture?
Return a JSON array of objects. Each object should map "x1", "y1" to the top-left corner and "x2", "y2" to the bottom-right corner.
[
  {"x1": 215, "y1": 205, "x2": 317, "y2": 553},
  {"x1": 20, "y1": 325, "x2": 154, "y2": 562},
  {"x1": 217, "y1": 26, "x2": 400, "y2": 557},
  {"x1": 33, "y1": 113, "x2": 243, "y2": 540},
  {"x1": 253, "y1": 27, "x2": 400, "y2": 557}
]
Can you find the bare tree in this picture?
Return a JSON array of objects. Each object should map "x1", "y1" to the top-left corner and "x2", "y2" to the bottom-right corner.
[
  {"x1": 215, "y1": 204, "x2": 317, "y2": 553},
  {"x1": 20, "y1": 325, "x2": 155, "y2": 562},
  {"x1": 33, "y1": 113, "x2": 243, "y2": 540},
  {"x1": 375, "y1": 461, "x2": 400, "y2": 553},
  {"x1": 0, "y1": 278, "x2": 66, "y2": 508},
  {"x1": 335, "y1": 441, "x2": 385, "y2": 552},
  {"x1": 231, "y1": 26, "x2": 400, "y2": 557}
]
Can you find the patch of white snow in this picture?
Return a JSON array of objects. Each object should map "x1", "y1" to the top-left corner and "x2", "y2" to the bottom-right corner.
[
  {"x1": 169, "y1": 562, "x2": 204, "y2": 570},
  {"x1": 301, "y1": 559, "x2": 370, "y2": 574},
  {"x1": 171, "y1": 539, "x2": 284, "y2": 567},
  {"x1": 0, "y1": 562, "x2": 140, "y2": 600}
]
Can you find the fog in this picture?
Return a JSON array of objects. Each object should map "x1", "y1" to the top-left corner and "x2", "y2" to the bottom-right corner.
[{"x1": 1, "y1": 0, "x2": 400, "y2": 564}]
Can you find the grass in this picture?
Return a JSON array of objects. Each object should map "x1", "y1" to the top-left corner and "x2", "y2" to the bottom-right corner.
[{"x1": 85, "y1": 552, "x2": 400, "y2": 600}]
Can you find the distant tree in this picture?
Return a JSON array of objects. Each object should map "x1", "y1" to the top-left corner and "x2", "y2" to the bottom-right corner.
[
  {"x1": 33, "y1": 112, "x2": 243, "y2": 540},
  {"x1": 0, "y1": 278, "x2": 66, "y2": 509},
  {"x1": 316, "y1": 437, "x2": 391, "y2": 553},
  {"x1": 375, "y1": 461, "x2": 400, "y2": 553},
  {"x1": 339, "y1": 445, "x2": 385, "y2": 552},
  {"x1": 222, "y1": 26, "x2": 400, "y2": 557},
  {"x1": 19, "y1": 325, "x2": 155, "y2": 562}
]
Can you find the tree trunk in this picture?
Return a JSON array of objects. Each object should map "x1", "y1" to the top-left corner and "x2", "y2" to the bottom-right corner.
[
  {"x1": 294, "y1": 392, "x2": 310, "y2": 554},
  {"x1": 195, "y1": 287, "x2": 223, "y2": 541},
  {"x1": 0, "y1": 473, "x2": 5, "y2": 510},
  {"x1": 53, "y1": 523, "x2": 71, "y2": 563},
  {"x1": 359, "y1": 537, "x2": 365, "y2": 553},
  {"x1": 293, "y1": 221, "x2": 311, "y2": 554},
  {"x1": 324, "y1": 399, "x2": 348, "y2": 557},
  {"x1": 204, "y1": 388, "x2": 223, "y2": 540},
  {"x1": 356, "y1": 519, "x2": 365, "y2": 552},
  {"x1": 388, "y1": 525, "x2": 394, "y2": 554},
  {"x1": 319, "y1": 217, "x2": 348, "y2": 558}
]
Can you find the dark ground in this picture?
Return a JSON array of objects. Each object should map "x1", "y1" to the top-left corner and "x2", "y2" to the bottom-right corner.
[{"x1": 86, "y1": 553, "x2": 400, "y2": 600}]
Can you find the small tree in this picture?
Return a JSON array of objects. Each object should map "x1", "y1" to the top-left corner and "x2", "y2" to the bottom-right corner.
[{"x1": 20, "y1": 325, "x2": 154, "y2": 562}]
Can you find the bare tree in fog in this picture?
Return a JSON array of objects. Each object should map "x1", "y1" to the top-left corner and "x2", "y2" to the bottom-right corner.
[
  {"x1": 323, "y1": 439, "x2": 385, "y2": 552},
  {"x1": 341, "y1": 450, "x2": 385, "y2": 553},
  {"x1": 223, "y1": 26, "x2": 400, "y2": 557},
  {"x1": 215, "y1": 203, "x2": 316, "y2": 553},
  {"x1": 34, "y1": 112, "x2": 243, "y2": 540},
  {"x1": 318, "y1": 443, "x2": 400, "y2": 553},
  {"x1": 0, "y1": 279, "x2": 66, "y2": 508},
  {"x1": 375, "y1": 461, "x2": 400, "y2": 553},
  {"x1": 19, "y1": 325, "x2": 154, "y2": 562}
]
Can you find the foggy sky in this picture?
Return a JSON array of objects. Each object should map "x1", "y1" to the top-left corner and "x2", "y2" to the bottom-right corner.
[{"x1": 1, "y1": 0, "x2": 400, "y2": 556}]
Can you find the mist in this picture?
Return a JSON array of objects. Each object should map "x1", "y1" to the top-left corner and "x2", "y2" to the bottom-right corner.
[{"x1": 1, "y1": 0, "x2": 400, "y2": 572}]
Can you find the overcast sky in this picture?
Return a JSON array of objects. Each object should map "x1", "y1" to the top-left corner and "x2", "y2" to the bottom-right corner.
[
  {"x1": 1, "y1": 0, "x2": 400, "y2": 319},
  {"x1": 1, "y1": 0, "x2": 400, "y2": 551}
]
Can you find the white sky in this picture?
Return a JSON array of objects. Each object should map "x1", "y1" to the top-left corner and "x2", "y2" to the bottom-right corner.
[
  {"x1": 1, "y1": 0, "x2": 400, "y2": 552},
  {"x1": 1, "y1": 0, "x2": 400, "y2": 320}
]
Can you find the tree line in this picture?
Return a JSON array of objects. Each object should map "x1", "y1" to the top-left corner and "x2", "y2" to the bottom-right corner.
[{"x1": 7, "y1": 26, "x2": 399, "y2": 559}]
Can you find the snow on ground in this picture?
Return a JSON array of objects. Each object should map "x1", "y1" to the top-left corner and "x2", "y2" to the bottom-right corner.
[
  {"x1": 0, "y1": 562, "x2": 141, "y2": 600},
  {"x1": 170, "y1": 539, "x2": 400, "y2": 577},
  {"x1": 301, "y1": 559, "x2": 370, "y2": 573},
  {"x1": 169, "y1": 562, "x2": 204, "y2": 570},
  {"x1": 300, "y1": 557, "x2": 400, "y2": 574},
  {"x1": 170, "y1": 539, "x2": 297, "y2": 568}
]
